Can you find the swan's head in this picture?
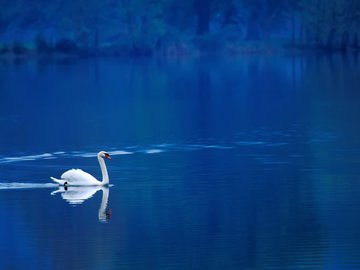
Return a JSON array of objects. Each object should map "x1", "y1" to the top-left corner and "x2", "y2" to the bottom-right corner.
[{"x1": 98, "y1": 151, "x2": 112, "y2": 160}]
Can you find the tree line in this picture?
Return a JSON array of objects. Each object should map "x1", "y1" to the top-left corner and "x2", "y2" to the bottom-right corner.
[{"x1": 0, "y1": 0, "x2": 359, "y2": 56}]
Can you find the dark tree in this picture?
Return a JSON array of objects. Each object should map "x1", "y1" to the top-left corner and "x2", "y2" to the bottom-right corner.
[{"x1": 194, "y1": 0, "x2": 214, "y2": 35}]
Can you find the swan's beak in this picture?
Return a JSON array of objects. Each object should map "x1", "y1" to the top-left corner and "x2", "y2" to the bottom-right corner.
[{"x1": 105, "y1": 153, "x2": 112, "y2": 160}]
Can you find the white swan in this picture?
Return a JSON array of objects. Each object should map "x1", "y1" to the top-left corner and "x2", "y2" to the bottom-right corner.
[{"x1": 50, "y1": 151, "x2": 111, "y2": 186}]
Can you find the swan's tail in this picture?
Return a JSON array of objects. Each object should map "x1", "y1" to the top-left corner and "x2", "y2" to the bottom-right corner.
[{"x1": 50, "y1": 177, "x2": 66, "y2": 186}]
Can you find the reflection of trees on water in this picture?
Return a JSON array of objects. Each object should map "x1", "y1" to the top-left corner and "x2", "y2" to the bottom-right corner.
[
  {"x1": 303, "y1": 55, "x2": 360, "y2": 267},
  {"x1": 2, "y1": 56, "x2": 360, "y2": 268}
]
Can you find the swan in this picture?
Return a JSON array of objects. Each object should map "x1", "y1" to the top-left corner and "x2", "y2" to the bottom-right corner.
[{"x1": 50, "y1": 151, "x2": 111, "y2": 186}]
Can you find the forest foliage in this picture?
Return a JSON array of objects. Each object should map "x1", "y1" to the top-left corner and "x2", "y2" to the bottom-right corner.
[{"x1": 0, "y1": 0, "x2": 359, "y2": 56}]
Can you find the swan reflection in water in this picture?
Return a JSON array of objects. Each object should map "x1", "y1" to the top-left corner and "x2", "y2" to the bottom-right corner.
[{"x1": 51, "y1": 186, "x2": 111, "y2": 223}]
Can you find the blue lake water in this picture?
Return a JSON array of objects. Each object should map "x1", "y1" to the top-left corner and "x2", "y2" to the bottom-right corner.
[{"x1": 1, "y1": 54, "x2": 360, "y2": 269}]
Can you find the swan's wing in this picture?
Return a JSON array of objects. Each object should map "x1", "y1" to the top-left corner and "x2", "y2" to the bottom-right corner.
[{"x1": 61, "y1": 169, "x2": 99, "y2": 185}]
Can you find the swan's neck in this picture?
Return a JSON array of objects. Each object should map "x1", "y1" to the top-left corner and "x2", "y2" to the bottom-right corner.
[{"x1": 98, "y1": 156, "x2": 109, "y2": 185}]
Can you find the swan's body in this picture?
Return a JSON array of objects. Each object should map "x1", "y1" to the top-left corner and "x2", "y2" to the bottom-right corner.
[{"x1": 51, "y1": 151, "x2": 111, "y2": 186}]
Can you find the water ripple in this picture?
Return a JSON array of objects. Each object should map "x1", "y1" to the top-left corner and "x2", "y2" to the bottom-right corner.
[
  {"x1": 143, "y1": 149, "x2": 165, "y2": 154},
  {"x1": 0, "y1": 131, "x2": 338, "y2": 164},
  {"x1": 0, "y1": 153, "x2": 53, "y2": 163},
  {"x1": 0, "y1": 182, "x2": 57, "y2": 190}
]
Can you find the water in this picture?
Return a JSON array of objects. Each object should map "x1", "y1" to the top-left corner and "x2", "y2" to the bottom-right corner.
[{"x1": 1, "y1": 54, "x2": 360, "y2": 269}]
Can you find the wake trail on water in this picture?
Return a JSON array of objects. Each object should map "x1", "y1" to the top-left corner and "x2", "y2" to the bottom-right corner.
[
  {"x1": 0, "y1": 144, "x2": 233, "y2": 164},
  {"x1": 0, "y1": 183, "x2": 57, "y2": 190},
  {"x1": 0, "y1": 130, "x2": 333, "y2": 165}
]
